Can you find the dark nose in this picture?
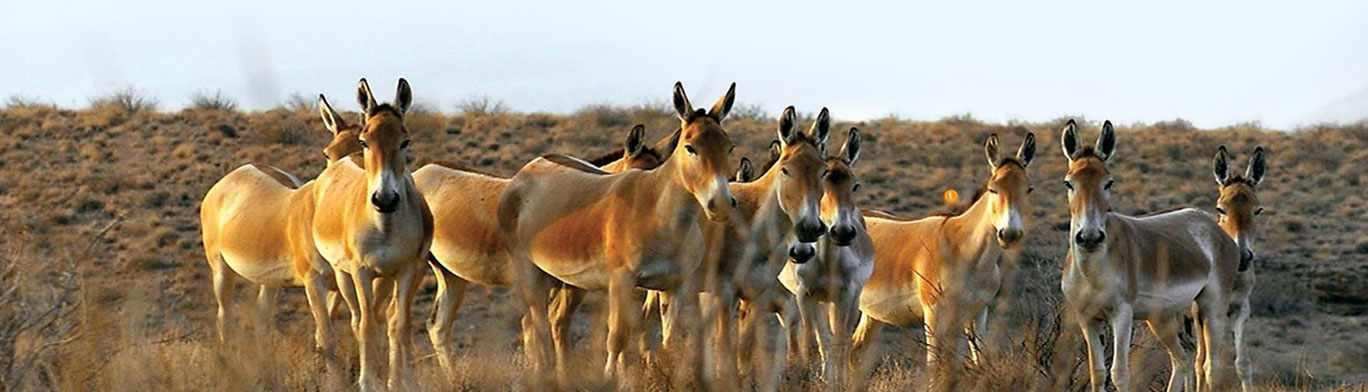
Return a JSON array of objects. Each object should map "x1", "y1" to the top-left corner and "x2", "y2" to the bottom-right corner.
[
  {"x1": 730, "y1": 197, "x2": 738, "y2": 207},
  {"x1": 371, "y1": 191, "x2": 399, "y2": 213},
  {"x1": 997, "y1": 228, "x2": 1023, "y2": 245},
  {"x1": 796, "y1": 220, "x2": 827, "y2": 243},
  {"x1": 1074, "y1": 230, "x2": 1105, "y2": 250},
  {"x1": 789, "y1": 244, "x2": 815, "y2": 264},
  {"x1": 831, "y1": 225, "x2": 857, "y2": 246},
  {"x1": 1239, "y1": 249, "x2": 1255, "y2": 270}
]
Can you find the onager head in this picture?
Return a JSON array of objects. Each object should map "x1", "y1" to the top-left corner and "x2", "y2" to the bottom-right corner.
[
  {"x1": 670, "y1": 82, "x2": 738, "y2": 222},
  {"x1": 821, "y1": 127, "x2": 865, "y2": 247},
  {"x1": 1060, "y1": 119, "x2": 1118, "y2": 255},
  {"x1": 772, "y1": 106, "x2": 832, "y2": 263},
  {"x1": 353, "y1": 78, "x2": 415, "y2": 214},
  {"x1": 1213, "y1": 145, "x2": 1267, "y2": 269},
  {"x1": 982, "y1": 131, "x2": 1036, "y2": 248},
  {"x1": 317, "y1": 95, "x2": 365, "y2": 166}
]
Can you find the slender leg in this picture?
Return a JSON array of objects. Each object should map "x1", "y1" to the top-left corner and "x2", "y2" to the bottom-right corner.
[
  {"x1": 796, "y1": 292, "x2": 820, "y2": 367},
  {"x1": 328, "y1": 292, "x2": 344, "y2": 320},
  {"x1": 209, "y1": 254, "x2": 237, "y2": 344},
  {"x1": 549, "y1": 284, "x2": 584, "y2": 373},
  {"x1": 603, "y1": 273, "x2": 640, "y2": 387},
  {"x1": 334, "y1": 270, "x2": 361, "y2": 340},
  {"x1": 811, "y1": 301, "x2": 836, "y2": 387},
  {"x1": 1232, "y1": 299, "x2": 1252, "y2": 392},
  {"x1": 827, "y1": 290, "x2": 861, "y2": 391},
  {"x1": 1110, "y1": 305, "x2": 1135, "y2": 392},
  {"x1": 1078, "y1": 316, "x2": 1108, "y2": 392},
  {"x1": 513, "y1": 252, "x2": 558, "y2": 389},
  {"x1": 736, "y1": 299, "x2": 760, "y2": 381},
  {"x1": 850, "y1": 313, "x2": 883, "y2": 382},
  {"x1": 428, "y1": 262, "x2": 467, "y2": 378},
  {"x1": 255, "y1": 286, "x2": 279, "y2": 337},
  {"x1": 350, "y1": 268, "x2": 381, "y2": 392},
  {"x1": 1192, "y1": 306, "x2": 1208, "y2": 392},
  {"x1": 303, "y1": 272, "x2": 335, "y2": 353},
  {"x1": 763, "y1": 298, "x2": 799, "y2": 392},
  {"x1": 1200, "y1": 305, "x2": 1235, "y2": 391},
  {"x1": 1148, "y1": 315, "x2": 1193, "y2": 392},
  {"x1": 709, "y1": 283, "x2": 740, "y2": 387},
  {"x1": 387, "y1": 263, "x2": 422, "y2": 390}
]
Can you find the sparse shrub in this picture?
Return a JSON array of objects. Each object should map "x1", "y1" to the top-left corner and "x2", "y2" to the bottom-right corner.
[
  {"x1": 282, "y1": 93, "x2": 315, "y2": 113},
  {"x1": 188, "y1": 90, "x2": 238, "y2": 111},
  {"x1": 89, "y1": 87, "x2": 159, "y2": 114},
  {"x1": 456, "y1": 95, "x2": 510, "y2": 117}
]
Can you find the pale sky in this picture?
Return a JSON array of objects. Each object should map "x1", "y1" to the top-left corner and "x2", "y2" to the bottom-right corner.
[{"x1": 3, "y1": 0, "x2": 1365, "y2": 129}]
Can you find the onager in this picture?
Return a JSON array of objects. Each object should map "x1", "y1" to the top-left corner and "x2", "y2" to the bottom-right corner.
[
  {"x1": 198, "y1": 94, "x2": 363, "y2": 355},
  {"x1": 416, "y1": 124, "x2": 672, "y2": 375},
  {"x1": 1200, "y1": 145, "x2": 1267, "y2": 392},
  {"x1": 779, "y1": 126, "x2": 874, "y2": 390},
  {"x1": 499, "y1": 82, "x2": 737, "y2": 386},
  {"x1": 852, "y1": 131, "x2": 1036, "y2": 384},
  {"x1": 311, "y1": 78, "x2": 433, "y2": 391},
  {"x1": 1058, "y1": 120, "x2": 1238, "y2": 392}
]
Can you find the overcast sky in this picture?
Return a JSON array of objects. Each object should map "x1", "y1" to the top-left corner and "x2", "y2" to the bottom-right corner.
[{"x1": 2, "y1": 0, "x2": 1365, "y2": 129}]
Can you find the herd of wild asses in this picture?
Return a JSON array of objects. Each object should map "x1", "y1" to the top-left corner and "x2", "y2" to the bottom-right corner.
[{"x1": 200, "y1": 78, "x2": 1268, "y2": 392}]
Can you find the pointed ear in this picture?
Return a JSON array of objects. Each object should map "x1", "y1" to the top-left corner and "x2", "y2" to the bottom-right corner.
[
  {"x1": 1060, "y1": 119, "x2": 1079, "y2": 161},
  {"x1": 672, "y1": 82, "x2": 693, "y2": 122},
  {"x1": 708, "y1": 82, "x2": 736, "y2": 121},
  {"x1": 768, "y1": 139, "x2": 782, "y2": 163},
  {"x1": 737, "y1": 157, "x2": 754, "y2": 182},
  {"x1": 1213, "y1": 145, "x2": 1231, "y2": 186},
  {"x1": 777, "y1": 106, "x2": 797, "y2": 146},
  {"x1": 841, "y1": 127, "x2": 862, "y2": 165},
  {"x1": 1016, "y1": 132, "x2": 1037, "y2": 167},
  {"x1": 318, "y1": 94, "x2": 342, "y2": 134},
  {"x1": 984, "y1": 133, "x2": 1001, "y2": 170},
  {"x1": 625, "y1": 125, "x2": 646, "y2": 156},
  {"x1": 1245, "y1": 146, "x2": 1267, "y2": 186},
  {"x1": 356, "y1": 78, "x2": 378, "y2": 117},
  {"x1": 810, "y1": 107, "x2": 832, "y2": 149},
  {"x1": 394, "y1": 78, "x2": 413, "y2": 115},
  {"x1": 1096, "y1": 120, "x2": 1117, "y2": 161}
]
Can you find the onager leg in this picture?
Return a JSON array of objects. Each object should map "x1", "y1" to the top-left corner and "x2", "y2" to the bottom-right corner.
[
  {"x1": 1078, "y1": 316, "x2": 1108, "y2": 392},
  {"x1": 1110, "y1": 305, "x2": 1135, "y2": 392},
  {"x1": 603, "y1": 273, "x2": 641, "y2": 385},
  {"x1": 514, "y1": 257, "x2": 557, "y2": 389},
  {"x1": 254, "y1": 286, "x2": 279, "y2": 337},
  {"x1": 1232, "y1": 298, "x2": 1252, "y2": 392},
  {"x1": 428, "y1": 262, "x2": 467, "y2": 378},
  {"x1": 849, "y1": 313, "x2": 884, "y2": 381},
  {"x1": 208, "y1": 255, "x2": 237, "y2": 344},
  {"x1": 965, "y1": 307, "x2": 990, "y2": 366},
  {"x1": 1148, "y1": 315, "x2": 1193, "y2": 392},
  {"x1": 549, "y1": 284, "x2": 585, "y2": 372},
  {"x1": 387, "y1": 263, "x2": 422, "y2": 390},
  {"x1": 303, "y1": 272, "x2": 335, "y2": 354},
  {"x1": 333, "y1": 270, "x2": 361, "y2": 339},
  {"x1": 349, "y1": 268, "x2": 382, "y2": 392}
]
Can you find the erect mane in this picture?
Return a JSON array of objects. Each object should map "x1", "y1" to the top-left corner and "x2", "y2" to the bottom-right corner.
[
  {"x1": 1068, "y1": 146, "x2": 1103, "y2": 161},
  {"x1": 365, "y1": 103, "x2": 404, "y2": 118},
  {"x1": 586, "y1": 148, "x2": 627, "y2": 167}
]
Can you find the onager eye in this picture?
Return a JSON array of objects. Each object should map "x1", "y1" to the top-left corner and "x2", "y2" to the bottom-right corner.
[
  {"x1": 1063, "y1": 181, "x2": 1074, "y2": 191},
  {"x1": 358, "y1": 140, "x2": 369, "y2": 149},
  {"x1": 1255, "y1": 207, "x2": 1265, "y2": 215},
  {"x1": 780, "y1": 167, "x2": 790, "y2": 176},
  {"x1": 1216, "y1": 207, "x2": 1227, "y2": 215},
  {"x1": 1104, "y1": 179, "x2": 1115, "y2": 190},
  {"x1": 400, "y1": 140, "x2": 411, "y2": 149},
  {"x1": 1028, "y1": 186, "x2": 1035, "y2": 194},
  {"x1": 685, "y1": 145, "x2": 697, "y2": 156},
  {"x1": 852, "y1": 183, "x2": 862, "y2": 192}
]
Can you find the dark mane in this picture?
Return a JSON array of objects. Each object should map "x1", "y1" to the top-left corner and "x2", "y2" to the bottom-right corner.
[
  {"x1": 862, "y1": 208, "x2": 916, "y2": 221},
  {"x1": 996, "y1": 157, "x2": 1026, "y2": 169},
  {"x1": 541, "y1": 153, "x2": 610, "y2": 175},
  {"x1": 251, "y1": 163, "x2": 301, "y2": 189},
  {"x1": 586, "y1": 148, "x2": 627, "y2": 167},
  {"x1": 684, "y1": 108, "x2": 717, "y2": 123},
  {"x1": 1223, "y1": 174, "x2": 1256, "y2": 187}
]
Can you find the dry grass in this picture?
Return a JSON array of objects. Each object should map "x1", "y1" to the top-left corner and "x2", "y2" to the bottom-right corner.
[{"x1": 1, "y1": 101, "x2": 1365, "y2": 390}]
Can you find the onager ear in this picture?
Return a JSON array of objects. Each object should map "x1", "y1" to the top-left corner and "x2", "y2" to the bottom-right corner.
[
  {"x1": 625, "y1": 124, "x2": 647, "y2": 156},
  {"x1": 1096, "y1": 120, "x2": 1117, "y2": 161},
  {"x1": 1060, "y1": 119, "x2": 1079, "y2": 161},
  {"x1": 841, "y1": 127, "x2": 862, "y2": 166},
  {"x1": 707, "y1": 82, "x2": 736, "y2": 121},
  {"x1": 768, "y1": 139, "x2": 782, "y2": 163},
  {"x1": 1017, "y1": 132, "x2": 1037, "y2": 167},
  {"x1": 672, "y1": 82, "x2": 693, "y2": 122},
  {"x1": 984, "y1": 133, "x2": 1001, "y2": 170},
  {"x1": 356, "y1": 78, "x2": 378, "y2": 117},
  {"x1": 1246, "y1": 146, "x2": 1267, "y2": 186},
  {"x1": 777, "y1": 106, "x2": 798, "y2": 146},
  {"x1": 737, "y1": 157, "x2": 754, "y2": 182},
  {"x1": 1213, "y1": 145, "x2": 1231, "y2": 186},
  {"x1": 318, "y1": 94, "x2": 344, "y2": 135},
  {"x1": 810, "y1": 107, "x2": 832, "y2": 150},
  {"x1": 394, "y1": 78, "x2": 413, "y2": 115}
]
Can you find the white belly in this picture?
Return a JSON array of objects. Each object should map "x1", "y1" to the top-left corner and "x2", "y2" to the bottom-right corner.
[{"x1": 221, "y1": 250, "x2": 295, "y2": 287}]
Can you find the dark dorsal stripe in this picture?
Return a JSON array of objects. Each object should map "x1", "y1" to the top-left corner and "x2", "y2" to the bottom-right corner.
[
  {"x1": 542, "y1": 153, "x2": 610, "y2": 175},
  {"x1": 428, "y1": 161, "x2": 502, "y2": 178},
  {"x1": 251, "y1": 163, "x2": 300, "y2": 189}
]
